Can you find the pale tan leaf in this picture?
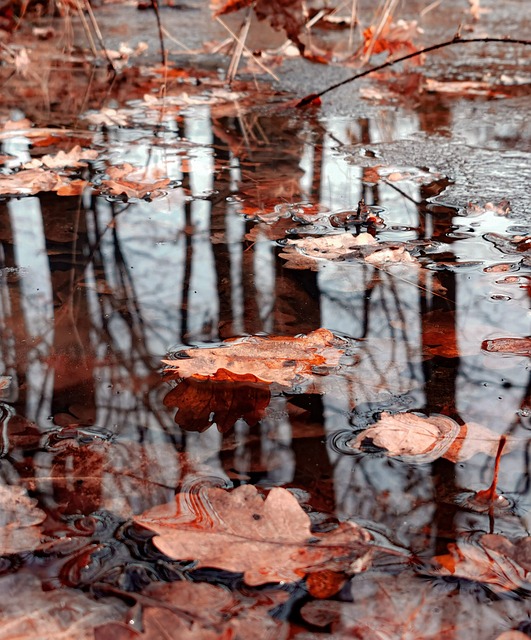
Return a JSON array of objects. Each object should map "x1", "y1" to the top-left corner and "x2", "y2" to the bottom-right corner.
[
  {"x1": 349, "y1": 412, "x2": 515, "y2": 463},
  {"x1": 134, "y1": 484, "x2": 372, "y2": 586}
]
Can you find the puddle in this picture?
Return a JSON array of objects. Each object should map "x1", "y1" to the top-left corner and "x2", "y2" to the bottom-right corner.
[{"x1": 0, "y1": 53, "x2": 530, "y2": 637}]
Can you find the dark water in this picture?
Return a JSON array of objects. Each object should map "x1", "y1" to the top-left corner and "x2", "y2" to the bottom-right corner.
[{"x1": 0, "y1": 61, "x2": 530, "y2": 637}]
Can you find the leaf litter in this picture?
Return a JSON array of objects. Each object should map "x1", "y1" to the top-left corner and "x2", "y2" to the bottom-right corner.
[{"x1": 1, "y1": 3, "x2": 531, "y2": 638}]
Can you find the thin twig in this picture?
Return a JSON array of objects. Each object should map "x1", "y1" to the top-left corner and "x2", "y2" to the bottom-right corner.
[
  {"x1": 151, "y1": 0, "x2": 167, "y2": 66},
  {"x1": 297, "y1": 36, "x2": 531, "y2": 107}
]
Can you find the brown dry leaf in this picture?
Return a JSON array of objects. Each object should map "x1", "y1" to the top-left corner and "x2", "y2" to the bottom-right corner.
[
  {"x1": 97, "y1": 584, "x2": 288, "y2": 640},
  {"x1": 99, "y1": 163, "x2": 170, "y2": 200},
  {"x1": 56, "y1": 179, "x2": 89, "y2": 196},
  {"x1": 482, "y1": 337, "x2": 531, "y2": 357},
  {"x1": 214, "y1": 0, "x2": 306, "y2": 54},
  {"x1": 423, "y1": 78, "x2": 509, "y2": 97},
  {"x1": 0, "y1": 572, "x2": 127, "y2": 640},
  {"x1": 349, "y1": 412, "x2": 514, "y2": 463},
  {"x1": 432, "y1": 538, "x2": 531, "y2": 593},
  {"x1": 163, "y1": 371, "x2": 271, "y2": 432},
  {"x1": 0, "y1": 483, "x2": 46, "y2": 554},
  {"x1": 350, "y1": 412, "x2": 461, "y2": 463},
  {"x1": 23, "y1": 145, "x2": 98, "y2": 169},
  {"x1": 134, "y1": 484, "x2": 372, "y2": 586},
  {"x1": 363, "y1": 18, "x2": 421, "y2": 60},
  {"x1": 162, "y1": 328, "x2": 347, "y2": 391},
  {"x1": 279, "y1": 232, "x2": 418, "y2": 271},
  {"x1": 0, "y1": 167, "x2": 70, "y2": 195}
]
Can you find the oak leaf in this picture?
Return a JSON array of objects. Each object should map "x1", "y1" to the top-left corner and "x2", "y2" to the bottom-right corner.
[
  {"x1": 162, "y1": 328, "x2": 347, "y2": 391},
  {"x1": 134, "y1": 484, "x2": 372, "y2": 586},
  {"x1": 23, "y1": 145, "x2": 98, "y2": 169}
]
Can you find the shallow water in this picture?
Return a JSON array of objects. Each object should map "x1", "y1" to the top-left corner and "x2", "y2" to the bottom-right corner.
[{"x1": 0, "y1": 54, "x2": 530, "y2": 637}]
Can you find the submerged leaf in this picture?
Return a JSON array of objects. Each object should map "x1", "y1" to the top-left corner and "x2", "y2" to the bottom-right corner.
[
  {"x1": 134, "y1": 484, "x2": 372, "y2": 586},
  {"x1": 432, "y1": 537, "x2": 531, "y2": 593},
  {"x1": 0, "y1": 573, "x2": 127, "y2": 639},
  {"x1": 302, "y1": 570, "x2": 530, "y2": 638},
  {"x1": 0, "y1": 483, "x2": 46, "y2": 554}
]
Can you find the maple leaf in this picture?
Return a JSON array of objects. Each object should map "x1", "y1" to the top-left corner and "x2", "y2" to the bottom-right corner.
[
  {"x1": 162, "y1": 328, "x2": 347, "y2": 391},
  {"x1": 163, "y1": 371, "x2": 271, "y2": 432},
  {"x1": 0, "y1": 483, "x2": 46, "y2": 554},
  {"x1": 134, "y1": 484, "x2": 372, "y2": 586}
]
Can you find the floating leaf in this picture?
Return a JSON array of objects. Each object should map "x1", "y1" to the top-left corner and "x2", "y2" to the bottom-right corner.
[
  {"x1": 162, "y1": 328, "x2": 348, "y2": 391},
  {"x1": 349, "y1": 412, "x2": 513, "y2": 463},
  {"x1": 482, "y1": 337, "x2": 531, "y2": 357},
  {"x1": 279, "y1": 232, "x2": 419, "y2": 271},
  {"x1": 134, "y1": 484, "x2": 372, "y2": 586}
]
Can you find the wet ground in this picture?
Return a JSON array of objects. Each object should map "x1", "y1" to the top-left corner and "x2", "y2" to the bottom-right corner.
[{"x1": 0, "y1": 1, "x2": 531, "y2": 637}]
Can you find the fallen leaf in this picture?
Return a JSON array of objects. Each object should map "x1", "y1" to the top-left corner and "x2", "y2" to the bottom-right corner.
[
  {"x1": 163, "y1": 371, "x2": 271, "y2": 432},
  {"x1": 423, "y1": 78, "x2": 512, "y2": 97},
  {"x1": 301, "y1": 570, "x2": 530, "y2": 638},
  {"x1": 0, "y1": 573, "x2": 127, "y2": 639},
  {"x1": 0, "y1": 483, "x2": 46, "y2": 554},
  {"x1": 481, "y1": 337, "x2": 531, "y2": 357},
  {"x1": 162, "y1": 328, "x2": 347, "y2": 391},
  {"x1": 0, "y1": 167, "x2": 68, "y2": 195},
  {"x1": 279, "y1": 232, "x2": 419, "y2": 271},
  {"x1": 432, "y1": 538, "x2": 531, "y2": 593},
  {"x1": 349, "y1": 412, "x2": 514, "y2": 463},
  {"x1": 363, "y1": 18, "x2": 421, "y2": 60},
  {"x1": 99, "y1": 163, "x2": 170, "y2": 200},
  {"x1": 134, "y1": 484, "x2": 372, "y2": 586},
  {"x1": 214, "y1": 0, "x2": 307, "y2": 54},
  {"x1": 97, "y1": 583, "x2": 288, "y2": 640},
  {"x1": 22, "y1": 145, "x2": 98, "y2": 169}
]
